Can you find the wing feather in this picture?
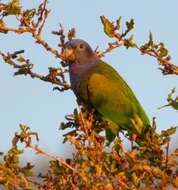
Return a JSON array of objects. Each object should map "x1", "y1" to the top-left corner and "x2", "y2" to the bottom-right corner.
[{"x1": 87, "y1": 61, "x2": 150, "y2": 129}]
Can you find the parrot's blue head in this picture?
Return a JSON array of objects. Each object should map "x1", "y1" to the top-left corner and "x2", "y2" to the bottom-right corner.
[
  {"x1": 64, "y1": 39, "x2": 100, "y2": 94},
  {"x1": 63, "y1": 39, "x2": 99, "y2": 65}
]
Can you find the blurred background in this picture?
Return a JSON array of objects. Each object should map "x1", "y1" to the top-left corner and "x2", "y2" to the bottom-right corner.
[{"x1": 0, "y1": 0, "x2": 178, "y2": 172}]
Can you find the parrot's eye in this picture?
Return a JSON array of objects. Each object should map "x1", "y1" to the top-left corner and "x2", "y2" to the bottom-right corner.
[
  {"x1": 78, "y1": 43, "x2": 85, "y2": 50},
  {"x1": 66, "y1": 45, "x2": 73, "y2": 50}
]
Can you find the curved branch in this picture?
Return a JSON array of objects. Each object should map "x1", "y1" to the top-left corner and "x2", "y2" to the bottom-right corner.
[{"x1": 0, "y1": 51, "x2": 71, "y2": 91}]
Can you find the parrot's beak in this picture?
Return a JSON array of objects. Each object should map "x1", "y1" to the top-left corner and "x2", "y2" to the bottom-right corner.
[{"x1": 63, "y1": 46, "x2": 76, "y2": 62}]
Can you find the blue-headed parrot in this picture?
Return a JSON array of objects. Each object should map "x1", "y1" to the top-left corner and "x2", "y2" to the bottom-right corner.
[{"x1": 63, "y1": 39, "x2": 150, "y2": 142}]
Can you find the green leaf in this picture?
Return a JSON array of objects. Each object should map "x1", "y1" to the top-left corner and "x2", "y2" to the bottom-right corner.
[
  {"x1": 159, "y1": 47, "x2": 168, "y2": 57},
  {"x1": 171, "y1": 101, "x2": 178, "y2": 110},
  {"x1": 19, "y1": 124, "x2": 30, "y2": 133},
  {"x1": 161, "y1": 127, "x2": 177, "y2": 137},
  {"x1": 131, "y1": 172, "x2": 138, "y2": 184},
  {"x1": 0, "y1": 19, "x2": 5, "y2": 27},
  {"x1": 100, "y1": 16, "x2": 115, "y2": 38},
  {"x1": 152, "y1": 168, "x2": 167, "y2": 178},
  {"x1": 17, "y1": 56, "x2": 25, "y2": 63},
  {"x1": 116, "y1": 16, "x2": 122, "y2": 30},
  {"x1": 0, "y1": 19, "x2": 8, "y2": 34},
  {"x1": 126, "y1": 19, "x2": 134, "y2": 32},
  {"x1": 12, "y1": 132, "x2": 19, "y2": 146},
  {"x1": 4, "y1": 0, "x2": 22, "y2": 17},
  {"x1": 124, "y1": 35, "x2": 137, "y2": 49},
  {"x1": 172, "y1": 88, "x2": 176, "y2": 94},
  {"x1": 4, "y1": 146, "x2": 24, "y2": 167},
  {"x1": 21, "y1": 163, "x2": 35, "y2": 176},
  {"x1": 132, "y1": 164, "x2": 151, "y2": 172},
  {"x1": 172, "y1": 177, "x2": 178, "y2": 188},
  {"x1": 167, "y1": 88, "x2": 176, "y2": 102},
  {"x1": 49, "y1": 160, "x2": 66, "y2": 174},
  {"x1": 148, "y1": 32, "x2": 153, "y2": 46},
  {"x1": 122, "y1": 18, "x2": 135, "y2": 37},
  {"x1": 23, "y1": 9, "x2": 36, "y2": 19},
  {"x1": 110, "y1": 160, "x2": 118, "y2": 173}
]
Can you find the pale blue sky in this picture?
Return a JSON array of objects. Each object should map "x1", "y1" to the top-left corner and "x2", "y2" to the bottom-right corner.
[{"x1": 0, "y1": 0, "x2": 178, "y2": 169}]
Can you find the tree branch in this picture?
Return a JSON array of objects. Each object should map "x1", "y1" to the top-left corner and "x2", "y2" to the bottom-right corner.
[{"x1": 26, "y1": 142, "x2": 77, "y2": 173}]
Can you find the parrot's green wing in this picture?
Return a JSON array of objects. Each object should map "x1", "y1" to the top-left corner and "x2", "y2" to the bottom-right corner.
[{"x1": 86, "y1": 61, "x2": 150, "y2": 138}]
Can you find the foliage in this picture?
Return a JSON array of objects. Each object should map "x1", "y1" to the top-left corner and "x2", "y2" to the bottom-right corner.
[
  {"x1": 1, "y1": 115, "x2": 178, "y2": 189},
  {"x1": 0, "y1": 0, "x2": 178, "y2": 189},
  {"x1": 158, "y1": 88, "x2": 178, "y2": 111}
]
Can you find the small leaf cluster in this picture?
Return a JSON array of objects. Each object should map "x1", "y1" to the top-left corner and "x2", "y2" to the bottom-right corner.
[
  {"x1": 159, "y1": 88, "x2": 178, "y2": 111},
  {"x1": 2, "y1": 0, "x2": 22, "y2": 17},
  {"x1": 167, "y1": 88, "x2": 178, "y2": 111},
  {"x1": 0, "y1": 144, "x2": 35, "y2": 189},
  {"x1": 100, "y1": 16, "x2": 178, "y2": 75},
  {"x1": 99, "y1": 15, "x2": 137, "y2": 56}
]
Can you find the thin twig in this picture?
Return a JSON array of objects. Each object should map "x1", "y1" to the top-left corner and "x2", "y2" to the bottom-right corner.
[
  {"x1": 38, "y1": 0, "x2": 50, "y2": 35},
  {"x1": 0, "y1": 26, "x2": 27, "y2": 33},
  {"x1": 98, "y1": 42, "x2": 124, "y2": 57},
  {"x1": 165, "y1": 143, "x2": 170, "y2": 169},
  {"x1": 26, "y1": 141, "x2": 77, "y2": 173}
]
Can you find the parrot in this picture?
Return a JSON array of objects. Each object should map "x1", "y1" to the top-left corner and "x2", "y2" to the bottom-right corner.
[{"x1": 63, "y1": 39, "x2": 150, "y2": 142}]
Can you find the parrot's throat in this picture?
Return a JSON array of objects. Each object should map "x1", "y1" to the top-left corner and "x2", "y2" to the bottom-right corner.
[{"x1": 69, "y1": 57, "x2": 99, "y2": 95}]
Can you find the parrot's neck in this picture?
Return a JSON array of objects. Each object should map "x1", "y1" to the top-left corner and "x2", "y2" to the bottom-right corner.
[{"x1": 69, "y1": 55, "x2": 99, "y2": 95}]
